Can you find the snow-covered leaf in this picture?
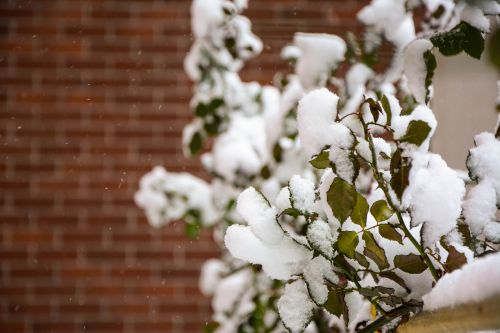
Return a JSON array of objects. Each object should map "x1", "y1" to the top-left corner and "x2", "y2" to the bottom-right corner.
[
  {"x1": 430, "y1": 21, "x2": 485, "y2": 59},
  {"x1": 278, "y1": 280, "x2": 315, "y2": 333},
  {"x1": 309, "y1": 150, "x2": 330, "y2": 169},
  {"x1": 399, "y1": 120, "x2": 432, "y2": 146}
]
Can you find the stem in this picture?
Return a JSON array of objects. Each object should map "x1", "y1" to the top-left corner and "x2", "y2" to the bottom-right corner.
[
  {"x1": 334, "y1": 259, "x2": 387, "y2": 316},
  {"x1": 359, "y1": 114, "x2": 439, "y2": 281}
]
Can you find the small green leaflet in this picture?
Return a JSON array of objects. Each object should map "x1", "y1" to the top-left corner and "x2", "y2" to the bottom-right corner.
[
  {"x1": 399, "y1": 120, "x2": 432, "y2": 146},
  {"x1": 381, "y1": 95, "x2": 392, "y2": 126},
  {"x1": 366, "y1": 97, "x2": 382, "y2": 123},
  {"x1": 350, "y1": 193, "x2": 368, "y2": 228},
  {"x1": 189, "y1": 131, "x2": 203, "y2": 156},
  {"x1": 354, "y1": 252, "x2": 370, "y2": 268},
  {"x1": 362, "y1": 231, "x2": 389, "y2": 270},
  {"x1": 337, "y1": 231, "x2": 359, "y2": 259},
  {"x1": 394, "y1": 254, "x2": 427, "y2": 274},
  {"x1": 370, "y1": 200, "x2": 394, "y2": 222},
  {"x1": 309, "y1": 150, "x2": 330, "y2": 169},
  {"x1": 327, "y1": 177, "x2": 357, "y2": 223},
  {"x1": 430, "y1": 21, "x2": 485, "y2": 60},
  {"x1": 379, "y1": 224, "x2": 403, "y2": 244}
]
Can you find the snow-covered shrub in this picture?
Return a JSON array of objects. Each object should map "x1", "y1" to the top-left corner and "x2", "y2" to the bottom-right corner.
[{"x1": 136, "y1": 0, "x2": 500, "y2": 332}]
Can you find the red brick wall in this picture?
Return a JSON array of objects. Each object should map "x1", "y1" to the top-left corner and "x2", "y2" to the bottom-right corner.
[{"x1": 0, "y1": 1, "x2": 362, "y2": 332}]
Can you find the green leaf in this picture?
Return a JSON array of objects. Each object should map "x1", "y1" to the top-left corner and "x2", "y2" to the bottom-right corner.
[
  {"x1": 282, "y1": 207, "x2": 301, "y2": 218},
  {"x1": 327, "y1": 177, "x2": 358, "y2": 223},
  {"x1": 430, "y1": 21, "x2": 485, "y2": 60},
  {"x1": 381, "y1": 95, "x2": 392, "y2": 126},
  {"x1": 379, "y1": 224, "x2": 403, "y2": 244},
  {"x1": 204, "y1": 322, "x2": 219, "y2": 333},
  {"x1": 488, "y1": 27, "x2": 500, "y2": 70},
  {"x1": 185, "y1": 222, "x2": 200, "y2": 239},
  {"x1": 378, "y1": 295, "x2": 404, "y2": 307},
  {"x1": 189, "y1": 131, "x2": 203, "y2": 155},
  {"x1": 390, "y1": 148, "x2": 412, "y2": 200},
  {"x1": 358, "y1": 288, "x2": 378, "y2": 297},
  {"x1": 370, "y1": 200, "x2": 394, "y2": 222},
  {"x1": 351, "y1": 193, "x2": 368, "y2": 228},
  {"x1": 373, "y1": 286, "x2": 395, "y2": 295},
  {"x1": 325, "y1": 288, "x2": 347, "y2": 318},
  {"x1": 366, "y1": 98, "x2": 382, "y2": 123},
  {"x1": 394, "y1": 254, "x2": 427, "y2": 274},
  {"x1": 354, "y1": 252, "x2": 370, "y2": 268},
  {"x1": 423, "y1": 50, "x2": 436, "y2": 104},
  {"x1": 362, "y1": 231, "x2": 389, "y2": 270},
  {"x1": 399, "y1": 120, "x2": 432, "y2": 146},
  {"x1": 380, "y1": 271, "x2": 410, "y2": 292},
  {"x1": 337, "y1": 231, "x2": 359, "y2": 259},
  {"x1": 445, "y1": 245, "x2": 467, "y2": 272},
  {"x1": 309, "y1": 150, "x2": 330, "y2": 169}
]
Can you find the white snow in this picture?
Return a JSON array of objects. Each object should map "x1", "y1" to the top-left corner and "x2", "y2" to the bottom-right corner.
[
  {"x1": 406, "y1": 153, "x2": 465, "y2": 246},
  {"x1": 403, "y1": 39, "x2": 434, "y2": 105},
  {"x1": 423, "y1": 252, "x2": 500, "y2": 311},
  {"x1": 134, "y1": 166, "x2": 219, "y2": 227},
  {"x1": 237, "y1": 187, "x2": 283, "y2": 245},
  {"x1": 289, "y1": 175, "x2": 317, "y2": 214},
  {"x1": 307, "y1": 219, "x2": 335, "y2": 259},
  {"x1": 294, "y1": 33, "x2": 346, "y2": 90},
  {"x1": 199, "y1": 259, "x2": 228, "y2": 296},
  {"x1": 467, "y1": 132, "x2": 500, "y2": 205},
  {"x1": 278, "y1": 280, "x2": 315, "y2": 333},
  {"x1": 303, "y1": 256, "x2": 338, "y2": 305},
  {"x1": 224, "y1": 224, "x2": 312, "y2": 280},
  {"x1": 297, "y1": 88, "x2": 354, "y2": 157},
  {"x1": 281, "y1": 45, "x2": 302, "y2": 61},
  {"x1": 463, "y1": 180, "x2": 497, "y2": 236},
  {"x1": 211, "y1": 114, "x2": 269, "y2": 182},
  {"x1": 191, "y1": 0, "x2": 224, "y2": 39},
  {"x1": 357, "y1": 0, "x2": 416, "y2": 49}
]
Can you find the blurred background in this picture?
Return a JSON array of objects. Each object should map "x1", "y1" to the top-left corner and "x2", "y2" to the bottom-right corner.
[
  {"x1": 0, "y1": 0, "x2": 497, "y2": 333},
  {"x1": 0, "y1": 1, "x2": 366, "y2": 332}
]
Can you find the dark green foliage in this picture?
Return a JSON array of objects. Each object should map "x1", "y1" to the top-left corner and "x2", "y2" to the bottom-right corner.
[
  {"x1": 399, "y1": 120, "x2": 432, "y2": 146},
  {"x1": 390, "y1": 148, "x2": 412, "y2": 200},
  {"x1": 430, "y1": 21, "x2": 485, "y2": 59},
  {"x1": 423, "y1": 50, "x2": 437, "y2": 103},
  {"x1": 189, "y1": 131, "x2": 203, "y2": 155}
]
